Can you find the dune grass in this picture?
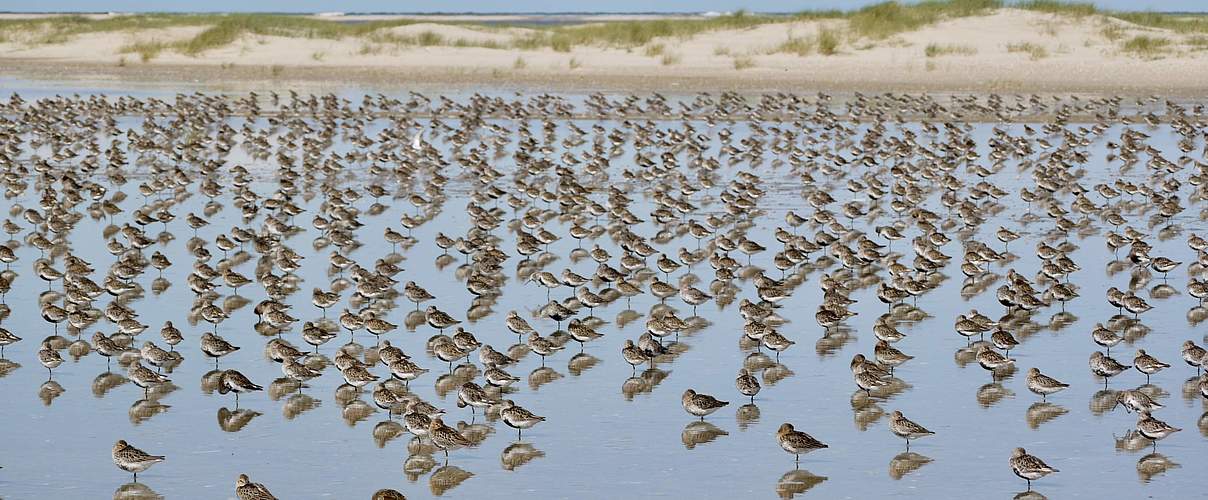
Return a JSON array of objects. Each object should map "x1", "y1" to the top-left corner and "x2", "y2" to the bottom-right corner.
[
  {"x1": 774, "y1": 36, "x2": 813, "y2": 56},
  {"x1": 5, "y1": 3, "x2": 1208, "y2": 60},
  {"x1": 118, "y1": 39, "x2": 171, "y2": 62},
  {"x1": 817, "y1": 28, "x2": 842, "y2": 55},
  {"x1": 733, "y1": 55, "x2": 755, "y2": 69},
  {"x1": 1121, "y1": 35, "x2": 1170, "y2": 57},
  {"x1": 1007, "y1": 41, "x2": 1048, "y2": 59},
  {"x1": 1113, "y1": 12, "x2": 1208, "y2": 35},
  {"x1": 846, "y1": 0, "x2": 1000, "y2": 39},
  {"x1": 925, "y1": 43, "x2": 977, "y2": 56},
  {"x1": 1013, "y1": 0, "x2": 1097, "y2": 16}
]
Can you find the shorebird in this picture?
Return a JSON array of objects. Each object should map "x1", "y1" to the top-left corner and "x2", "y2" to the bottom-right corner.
[
  {"x1": 1009, "y1": 447, "x2": 1057, "y2": 490},
  {"x1": 235, "y1": 473, "x2": 278, "y2": 500},
  {"x1": 37, "y1": 340, "x2": 62, "y2": 378},
  {"x1": 0, "y1": 327, "x2": 20, "y2": 357},
  {"x1": 1133, "y1": 349, "x2": 1170, "y2": 383},
  {"x1": 404, "y1": 281, "x2": 434, "y2": 310},
  {"x1": 526, "y1": 332, "x2": 563, "y2": 364},
  {"x1": 1181, "y1": 340, "x2": 1206, "y2": 373},
  {"x1": 976, "y1": 347, "x2": 1015, "y2": 379},
  {"x1": 112, "y1": 440, "x2": 165, "y2": 481},
  {"x1": 682, "y1": 389, "x2": 729, "y2": 420},
  {"x1": 1136, "y1": 411, "x2": 1181, "y2": 446},
  {"x1": 372, "y1": 489, "x2": 407, "y2": 500},
  {"x1": 1025, "y1": 368, "x2": 1069, "y2": 400},
  {"x1": 776, "y1": 423, "x2": 827, "y2": 462},
  {"x1": 888, "y1": 410, "x2": 934, "y2": 449},
  {"x1": 200, "y1": 332, "x2": 240, "y2": 366},
  {"x1": 735, "y1": 368, "x2": 761, "y2": 402},
  {"x1": 128, "y1": 362, "x2": 170, "y2": 394},
  {"x1": 219, "y1": 369, "x2": 263, "y2": 405},
  {"x1": 1115, "y1": 389, "x2": 1164, "y2": 413},
  {"x1": 428, "y1": 417, "x2": 473, "y2": 459},
  {"x1": 1090, "y1": 351, "x2": 1131, "y2": 386},
  {"x1": 621, "y1": 339, "x2": 649, "y2": 372},
  {"x1": 427, "y1": 308, "x2": 462, "y2": 332},
  {"x1": 456, "y1": 382, "x2": 495, "y2": 414},
  {"x1": 500, "y1": 399, "x2": 546, "y2": 439}
]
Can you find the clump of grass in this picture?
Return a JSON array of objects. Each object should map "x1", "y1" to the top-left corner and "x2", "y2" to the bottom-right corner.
[
  {"x1": 513, "y1": 56, "x2": 527, "y2": 69},
  {"x1": 550, "y1": 37, "x2": 572, "y2": 52},
  {"x1": 643, "y1": 43, "x2": 666, "y2": 57},
  {"x1": 532, "y1": 10, "x2": 775, "y2": 50},
  {"x1": 775, "y1": 36, "x2": 813, "y2": 56},
  {"x1": 358, "y1": 42, "x2": 381, "y2": 55},
  {"x1": 1112, "y1": 12, "x2": 1208, "y2": 35},
  {"x1": 660, "y1": 52, "x2": 681, "y2": 65},
  {"x1": 119, "y1": 40, "x2": 170, "y2": 62},
  {"x1": 1100, "y1": 22, "x2": 1125, "y2": 41},
  {"x1": 1015, "y1": 0, "x2": 1097, "y2": 16},
  {"x1": 1122, "y1": 35, "x2": 1170, "y2": 57},
  {"x1": 713, "y1": 46, "x2": 731, "y2": 56},
  {"x1": 733, "y1": 55, "x2": 755, "y2": 69},
  {"x1": 1188, "y1": 35, "x2": 1208, "y2": 49},
  {"x1": 310, "y1": 51, "x2": 326, "y2": 61},
  {"x1": 924, "y1": 42, "x2": 976, "y2": 56},
  {"x1": 817, "y1": 28, "x2": 841, "y2": 55},
  {"x1": 847, "y1": 0, "x2": 999, "y2": 39},
  {"x1": 416, "y1": 31, "x2": 443, "y2": 46},
  {"x1": 568, "y1": 57, "x2": 582, "y2": 69},
  {"x1": 1007, "y1": 41, "x2": 1048, "y2": 59},
  {"x1": 270, "y1": 64, "x2": 283, "y2": 77}
]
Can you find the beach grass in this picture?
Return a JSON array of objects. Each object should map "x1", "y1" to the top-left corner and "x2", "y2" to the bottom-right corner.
[
  {"x1": 1007, "y1": 41, "x2": 1048, "y2": 59},
  {"x1": 733, "y1": 55, "x2": 755, "y2": 69},
  {"x1": 925, "y1": 43, "x2": 977, "y2": 56},
  {"x1": 1121, "y1": 34, "x2": 1170, "y2": 57},
  {"x1": 3, "y1": 3, "x2": 1208, "y2": 58},
  {"x1": 774, "y1": 36, "x2": 813, "y2": 56}
]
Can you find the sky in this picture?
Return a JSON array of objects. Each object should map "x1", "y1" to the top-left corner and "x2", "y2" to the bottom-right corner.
[{"x1": 1, "y1": 0, "x2": 1202, "y2": 13}]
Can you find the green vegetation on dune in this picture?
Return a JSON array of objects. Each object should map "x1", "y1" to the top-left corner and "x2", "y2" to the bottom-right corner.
[
  {"x1": 846, "y1": 0, "x2": 999, "y2": 39},
  {"x1": 3, "y1": 2, "x2": 1208, "y2": 60},
  {"x1": 1121, "y1": 34, "x2": 1170, "y2": 57}
]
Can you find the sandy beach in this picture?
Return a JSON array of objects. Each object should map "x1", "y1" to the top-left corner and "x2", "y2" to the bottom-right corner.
[{"x1": 2, "y1": 9, "x2": 1208, "y2": 93}]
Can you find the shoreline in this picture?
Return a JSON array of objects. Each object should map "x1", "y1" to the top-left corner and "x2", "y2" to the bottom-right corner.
[{"x1": 4, "y1": 59, "x2": 1207, "y2": 97}]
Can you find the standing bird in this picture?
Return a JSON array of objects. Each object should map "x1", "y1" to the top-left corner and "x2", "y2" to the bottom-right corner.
[
  {"x1": 776, "y1": 423, "x2": 827, "y2": 462},
  {"x1": 1009, "y1": 447, "x2": 1057, "y2": 490},
  {"x1": 200, "y1": 332, "x2": 240, "y2": 366},
  {"x1": 1136, "y1": 411, "x2": 1181, "y2": 445},
  {"x1": 112, "y1": 440, "x2": 165, "y2": 481},
  {"x1": 500, "y1": 399, "x2": 546, "y2": 439},
  {"x1": 681, "y1": 389, "x2": 729, "y2": 420},
  {"x1": 428, "y1": 417, "x2": 473, "y2": 459},
  {"x1": 1090, "y1": 351, "x2": 1130, "y2": 385},
  {"x1": 621, "y1": 339, "x2": 649, "y2": 372},
  {"x1": 219, "y1": 369, "x2": 263, "y2": 405},
  {"x1": 1133, "y1": 349, "x2": 1170, "y2": 383},
  {"x1": 888, "y1": 410, "x2": 934, "y2": 449},
  {"x1": 1025, "y1": 368, "x2": 1069, "y2": 400},
  {"x1": 38, "y1": 340, "x2": 62, "y2": 378},
  {"x1": 735, "y1": 368, "x2": 761, "y2": 402},
  {"x1": 235, "y1": 473, "x2": 278, "y2": 500},
  {"x1": 1180, "y1": 340, "x2": 1206, "y2": 373}
]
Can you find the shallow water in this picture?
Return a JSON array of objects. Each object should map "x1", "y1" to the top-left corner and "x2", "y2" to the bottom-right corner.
[{"x1": 0, "y1": 85, "x2": 1206, "y2": 499}]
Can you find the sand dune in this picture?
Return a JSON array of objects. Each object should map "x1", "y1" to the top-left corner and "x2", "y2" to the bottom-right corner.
[{"x1": 2, "y1": 9, "x2": 1206, "y2": 93}]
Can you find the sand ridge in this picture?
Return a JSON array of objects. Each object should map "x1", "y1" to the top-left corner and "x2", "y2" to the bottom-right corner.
[{"x1": 1, "y1": 9, "x2": 1206, "y2": 93}]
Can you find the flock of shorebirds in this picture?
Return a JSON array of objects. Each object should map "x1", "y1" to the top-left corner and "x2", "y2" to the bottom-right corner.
[{"x1": 1, "y1": 89, "x2": 1207, "y2": 497}]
